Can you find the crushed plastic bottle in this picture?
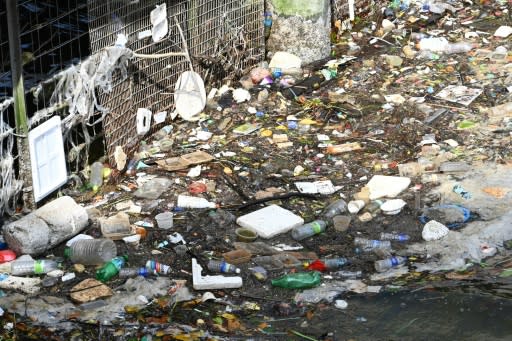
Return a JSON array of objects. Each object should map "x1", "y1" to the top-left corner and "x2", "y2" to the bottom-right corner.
[
  {"x1": 207, "y1": 260, "x2": 240, "y2": 274},
  {"x1": 379, "y1": 232, "x2": 410, "y2": 242},
  {"x1": 119, "y1": 267, "x2": 150, "y2": 278},
  {"x1": 374, "y1": 256, "x2": 407, "y2": 272},
  {"x1": 271, "y1": 271, "x2": 321, "y2": 289},
  {"x1": 354, "y1": 237, "x2": 392, "y2": 251},
  {"x1": 417, "y1": 37, "x2": 473, "y2": 54}
]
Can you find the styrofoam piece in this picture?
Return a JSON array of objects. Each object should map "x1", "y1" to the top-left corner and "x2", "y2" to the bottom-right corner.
[
  {"x1": 422, "y1": 220, "x2": 449, "y2": 241},
  {"x1": 381, "y1": 199, "x2": 407, "y2": 215},
  {"x1": 28, "y1": 116, "x2": 67, "y2": 202},
  {"x1": 136, "y1": 108, "x2": 152, "y2": 135},
  {"x1": 366, "y1": 175, "x2": 411, "y2": 200},
  {"x1": 0, "y1": 273, "x2": 41, "y2": 294},
  {"x1": 236, "y1": 205, "x2": 304, "y2": 239},
  {"x1": 192, "y1": 258, "x2": 242, "y2": 290},
  {"x1": 175, "y1": 71, "x2": 206, "y2": 121},
  {"x1": 150, "y1": 3, "x2": 168, "y2": 42}
]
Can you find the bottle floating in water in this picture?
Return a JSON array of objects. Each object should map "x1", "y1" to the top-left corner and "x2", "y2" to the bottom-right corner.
[
  {"x1": 354, "y1": 237, "x2": 391, "y2": 250},
  {"x1": 96, "y1": 256, "x2": 127, "y2": 282},
  {"x1": 119, "y1": 267, "x2": 150, "y2": 278},
  {"x1": 307, "y1": 257, "x2": 349, "y2": 272},
  {"x1": 374, "y1": 256, "x2": 407, "y2": 272},
  {"x1": 65, "y1": 239, "x2": 117, "y2": 265},
  {"x1": 291, "y1": 220, "x2": 327, "y2": 241},
  {"x1": 11, "y1": 259, "x2": 59, "y2": 276},
  {"x1": 207, "y1": 260, "x2": 240, "y2": 274},
  {"x1": 379, "y1": 232, "x2": 410, "y2": 242},
  {"x1": 321, "y1": 200, "x2": 348, "y2": 219},
  {"x1": 271, "y1": 271, "x2": 321, "y2": 289},
  {"x1": 145, "y1": 260, "x2": 171, "y2": 275}
]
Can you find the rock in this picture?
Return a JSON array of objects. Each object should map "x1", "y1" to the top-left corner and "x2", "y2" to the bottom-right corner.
[
  {"x1": 422, "y1": 220, "x2": 449, "y2": 241},
  {"x1": 402, "y1": 45, "x2": 417, "y2": 59},
  {"x1": 70, "y1": 279, "x2": 113, "y2": 304},
  {"x1": 384, "y1": 55, "x2": 403, "y2": 67},
  {"x1": 3, "y1": 196, "x2": 88, "y2": 256},
  {"x1": 381, "y1": 19, "x2": 395, "y2": 33},
  {"x1": 257, "y1": 89, "x2": 269, "y2": 103},
  {"x1": 268, "y1": 51, "x2": 302, "y2": 75}
]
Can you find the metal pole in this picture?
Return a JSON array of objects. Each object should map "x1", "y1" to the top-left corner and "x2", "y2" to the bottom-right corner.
[{"x1": 6, "y1": 0, "x2": 34, "y2": 210}]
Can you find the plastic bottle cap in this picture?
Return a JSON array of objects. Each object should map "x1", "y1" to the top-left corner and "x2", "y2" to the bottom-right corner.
[{"x1": 235, "y1": 268, "x2": 241, "y2": 274}]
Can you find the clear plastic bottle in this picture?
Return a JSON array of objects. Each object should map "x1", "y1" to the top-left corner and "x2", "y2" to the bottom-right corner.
[
  {"x1": 153, "y1": 125, "x2": 173, "y2": 140},
  {"x1": 291, "y1": 220, "x2": 327, "y2": 241},
  {"x1": 207, "y1": 260, "x2": 240, "y2": 274},
  {"x1": 321, "y1": 200, "x2": 348, "y2": 219},
  {"x1": 65, "y1": 239, "x2": 117, "y2": 265},
  {"x1": 11, "y1": 259, "x2": 59, "y2": 275},
  {"x1": 354, "y1": 237, "x2": 391, "y2": 250},
  {"x1": 145, "y1": 260, "x2": 170, "y2": 275},
  {"x1": 307, "y1": 257, "x2": 349, "y2": 272},
  {"x1": 374, "y1": 256, "x2": 407, "y2": 272},
  {"x1": 119, "y1": 267, "x2": 150, "y2": 278},
  {"x1": 379, "y1": 232, "x2": 410, "y2": 242},
  {"x1": 89, "y1": 161, "x2": 104, "y2": 189}
]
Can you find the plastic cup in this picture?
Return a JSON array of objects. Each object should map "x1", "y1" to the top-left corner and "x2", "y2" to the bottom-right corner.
[{"x1": 155, "y1": 212, "x2": 174, "y2": 229}]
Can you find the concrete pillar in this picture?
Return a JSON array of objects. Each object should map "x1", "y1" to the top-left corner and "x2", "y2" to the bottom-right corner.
[{"x1": 266, "y1": 0, "x2": 332, "y2": 65}]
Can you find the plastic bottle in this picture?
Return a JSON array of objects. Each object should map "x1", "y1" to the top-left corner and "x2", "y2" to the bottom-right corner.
[
  {"x1": 153, "y1": 125, "x2": 173, "y2": 140},
  {"x1": 332, "y1": 270, "x2": 362, "y2": 279},
  {"x1": 119, "y1": 267, "x2": 149, "y2": 278},
  {"x1": 271, "y1": 271, "x2": 321, "y2": 289},
  {"x1": 0, "y1": 250, "x2": 16, "y2": 263},
  {"x1": 207, "y1": 260, "x2": 240, "y2": 274},
  {"x1": 307, "y1": 257, "x2": 349, "y2": 272},
  {"x1": 291, "y1": 220, "x2": 327, "y2": 241},
  {"x1": 417, "y1": 37, "x2": 472, "y2": 54},
  {"x1": 321, "y1": 199, "x2": 348, "y2": 219},
  {"x1": 96, "y1": 256, "x2": 127, "y2": 282},
  {"x1": 145, "y1": 260, "x2": 170, "y2": 275},
  {"x1": 374, "y1": 256, "x2": 407, "y2": 272},
  {"x1": 11, "y1": 259, "x2": 59, "y2": 276},
  {"x1": 379, "y1": 232, "x2": 410, "y2": 242},
  {"x1": 354, "y1": 237, "x2": 391, "y2": 250},
  {"x1": 89, "y1": 161, "x2": 104, "y2": 189},
  {"x1": 64, "y1": 239, "x2": 117, "y2": 265},
  {"x1": 177, "y1": 195, "x2": 217, "y2": 209}
]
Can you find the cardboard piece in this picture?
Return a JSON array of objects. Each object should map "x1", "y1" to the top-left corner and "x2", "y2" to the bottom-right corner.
[{"x1": 156, "y1": 150, "x2": 214, "y2": 172}]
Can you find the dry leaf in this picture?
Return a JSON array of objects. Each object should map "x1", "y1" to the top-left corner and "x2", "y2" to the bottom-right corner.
[{"x1": 482, "y1": 187, "x2": 510, "y2": 199}]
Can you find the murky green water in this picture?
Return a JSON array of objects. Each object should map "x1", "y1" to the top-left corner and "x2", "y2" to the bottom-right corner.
[{"x1": 295, "y1": 287, "x2": 512, "y2": 341}]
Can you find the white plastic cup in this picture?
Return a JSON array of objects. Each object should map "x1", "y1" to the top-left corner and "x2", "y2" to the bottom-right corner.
[
  {"x1": 347, "y1": 200, "x2": 365, "y2": 214},
  {"x1": 155, "y1": 212, "x2": 173, "y2": 229}
]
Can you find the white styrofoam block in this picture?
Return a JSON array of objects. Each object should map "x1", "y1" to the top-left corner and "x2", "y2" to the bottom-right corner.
[
  {"x1": 366, "y1": 175, "x2": 411, "y2": 200},
  {"x1": 236, "y1": 205, "x2": 304, "y2": 239},
  {"x1": 192, "y1": 258, "x2": 242, "y2": 290}
]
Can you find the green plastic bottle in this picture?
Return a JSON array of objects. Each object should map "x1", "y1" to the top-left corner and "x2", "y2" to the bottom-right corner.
[
  {"x1": 96, "y1": 256, "x2": 127, "y2": 282},
  {"x1": 271, "y1": 271, "x2": 321, "y2": 289}
]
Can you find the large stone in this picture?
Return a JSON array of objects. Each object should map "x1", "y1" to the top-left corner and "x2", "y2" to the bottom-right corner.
[
  {"x1": 266, "y1": 0, "x2": 331, "y2": 64},
  {"x1": 3, "y1": 196, "x2": 88, "y2": 256}
]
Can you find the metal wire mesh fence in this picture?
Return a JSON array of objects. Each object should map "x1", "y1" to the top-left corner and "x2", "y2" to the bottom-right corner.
[
  {"x1": 87, "y1": 0, "x2": 265, "y2": 164},
  {"x1": 0, "y1": 0, "x2": 92, "y2": 214}
]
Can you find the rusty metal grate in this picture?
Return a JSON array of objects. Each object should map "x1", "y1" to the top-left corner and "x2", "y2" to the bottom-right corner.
[{"x1": 87, "y1": 0, "x2": 265, "y2": 164}]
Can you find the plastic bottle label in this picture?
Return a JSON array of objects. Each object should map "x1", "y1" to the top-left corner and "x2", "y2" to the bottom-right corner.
[
  {"x1": 391, "y1": 256, "x2": 399, "y2": 266},
  {"x1": 311, "y1": 222, "x2": 323, "y2": 234},
  {"x1": 34, "y1": 260, "x2": 44, "y2": 274}
]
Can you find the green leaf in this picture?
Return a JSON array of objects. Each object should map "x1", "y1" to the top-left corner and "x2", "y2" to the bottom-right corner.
[{"x1": 499, "y1": 269, "x2": 512, "y2": 278}]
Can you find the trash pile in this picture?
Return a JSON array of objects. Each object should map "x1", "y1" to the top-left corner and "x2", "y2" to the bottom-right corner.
[{"x1": 1, "y1": 0, "x2": 512, "y2": 339}]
